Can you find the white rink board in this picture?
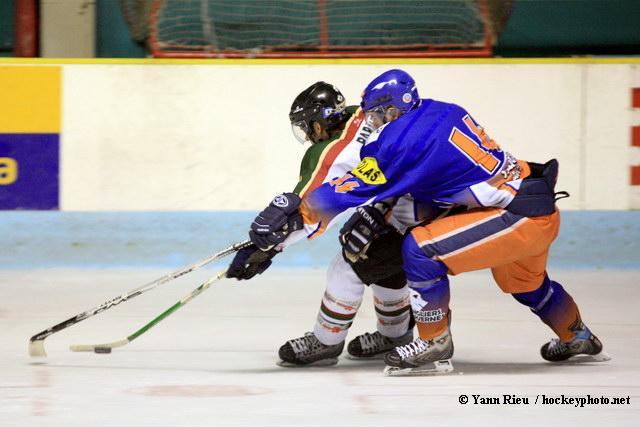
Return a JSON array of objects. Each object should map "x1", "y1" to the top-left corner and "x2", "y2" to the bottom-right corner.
[{"x1": 59, "y1": 63, "x2": 636, "y2": 210}]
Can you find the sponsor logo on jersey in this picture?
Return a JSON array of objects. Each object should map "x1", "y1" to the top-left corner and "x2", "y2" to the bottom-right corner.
[
  {"x1": 272, "y1": 194, "x2": 289, "y2": 208},
  {"x1": 351, "y1": 157, "x2": 387, "y2": 185},
  {"x1": 414, "y1": 308, "x2": 444, "y2": 324}
]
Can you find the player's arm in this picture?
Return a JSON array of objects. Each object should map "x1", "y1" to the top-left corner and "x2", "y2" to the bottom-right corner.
[
  {"x1": 298, "y1": 133, "x2": 416, "y2": 259},
  {"x1": 238, "y1": 153, "x2": 395, "y2": 265},
  {"x1": 297, "y1": 148, "x2": 405, "y2": 239}
]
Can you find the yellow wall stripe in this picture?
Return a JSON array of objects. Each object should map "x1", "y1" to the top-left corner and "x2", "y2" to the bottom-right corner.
[{"x1": 0, "y1": 66, "x2": 61, "y2": 133}]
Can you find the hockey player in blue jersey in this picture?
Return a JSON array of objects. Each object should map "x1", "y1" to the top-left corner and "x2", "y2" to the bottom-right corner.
[{"x1": 246, "y1": 69, "x2": 607, "y2": 376}]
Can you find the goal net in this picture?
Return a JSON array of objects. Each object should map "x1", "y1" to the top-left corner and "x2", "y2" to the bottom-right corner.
[{"x1": 135, "y1": 0, "x2": 494, "y2": 58}]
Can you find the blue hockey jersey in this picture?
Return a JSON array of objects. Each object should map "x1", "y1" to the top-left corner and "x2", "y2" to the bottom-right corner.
[{"x1": 300, "y1": 98, "x2": 530, "y2": 235}]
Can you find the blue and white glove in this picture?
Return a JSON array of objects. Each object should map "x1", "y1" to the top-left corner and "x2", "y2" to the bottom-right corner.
[{"x1": 250, "y1": 193, "x2": 303, "y2": 251}]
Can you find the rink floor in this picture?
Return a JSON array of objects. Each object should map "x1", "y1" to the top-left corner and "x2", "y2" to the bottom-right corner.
[{"x1": 1, "y1": 268, "x2": 638, "y2": 426}]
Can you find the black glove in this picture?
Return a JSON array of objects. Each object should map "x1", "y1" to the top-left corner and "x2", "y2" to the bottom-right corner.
[
  {"x1": 250, "y1": 193, "x2": 303, "y2": 251},
  {"x1": 227, "y1": 245, "x2": 278, "y2": 280},
  {"x1": 339, "y1": 205, "x2": 389, "y2": 264}
]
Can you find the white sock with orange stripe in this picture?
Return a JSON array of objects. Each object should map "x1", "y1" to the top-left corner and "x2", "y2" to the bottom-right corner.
[
  {"x1": 313, "y1": 254, "x2": 365, "y2": 345},
  {"x1": 371, "y1": 284, "x2": 411, "y2": 338}
]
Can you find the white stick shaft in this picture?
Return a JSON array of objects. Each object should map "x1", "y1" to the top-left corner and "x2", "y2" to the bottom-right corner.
[{"x1": 29, "y1": 240, "x2": 249, "y2": 357}]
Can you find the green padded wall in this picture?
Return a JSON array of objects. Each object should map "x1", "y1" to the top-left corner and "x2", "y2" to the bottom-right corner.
[
  {"x1": 496, "y1": 0, "x2": 640, "y2": 55},
  {"x1": 97, "y1": 0, "x2": 146, "y2": 58},
  {"x1": 0, "y1": 0, "x2": 14, "y2": 56}
]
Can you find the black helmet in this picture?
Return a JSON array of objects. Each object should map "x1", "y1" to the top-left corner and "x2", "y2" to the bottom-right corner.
[{"x1": 289, "y1": 82, "x2": 347, "y2": 143}]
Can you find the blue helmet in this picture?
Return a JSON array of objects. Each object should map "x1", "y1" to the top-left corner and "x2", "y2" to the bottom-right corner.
[{"x1": 360, "y1": 69, "x2": 420, "y2": 114}]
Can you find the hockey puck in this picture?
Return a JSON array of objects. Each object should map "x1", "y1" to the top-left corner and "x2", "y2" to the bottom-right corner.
[{"x1": 94, "y1": 347, "x2": 112, "y2": 354}]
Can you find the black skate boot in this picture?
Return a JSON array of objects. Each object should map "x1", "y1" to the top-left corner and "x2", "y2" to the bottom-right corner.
[
  {"x1": 278, "y1": 332, "x2": 344, "y2": 367},
  {"x1": 383, "y1": 329, "x2": 454, "y2": 376},
  {"x1": 541, "y1": 323, "x2": 610, "y2": 362},
  {"x1": 346, "y1": 330, "x2": 413, "y2": 359}
]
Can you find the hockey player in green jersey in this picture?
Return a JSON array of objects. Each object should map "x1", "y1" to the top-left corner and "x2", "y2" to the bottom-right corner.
[{"x1": 228, "y1": 82, "x2": 421, "y2": 365}]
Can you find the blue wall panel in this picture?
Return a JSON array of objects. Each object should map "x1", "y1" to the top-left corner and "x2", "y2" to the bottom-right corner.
[{"x1": 0, "y1": 133, "x2": 59, "y2": 210}]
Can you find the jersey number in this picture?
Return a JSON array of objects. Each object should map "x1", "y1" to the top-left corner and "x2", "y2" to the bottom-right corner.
[
  {"x1": 330, "y1": 174, "x2": 360, "y2": 193},
  {"x1": 448, "y1": 115, "x2": 500, "y2": 173}
]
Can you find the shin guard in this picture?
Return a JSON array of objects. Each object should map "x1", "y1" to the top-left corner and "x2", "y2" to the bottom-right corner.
[
  {"x1": 512, "y1": 275, "x2": 582, "y2": 342},
  {"x1": 402, "y1": 234, "x2": 451, "y2": 340},
  {"x1": 370, "y1": 284, "x2": 411, "y2": 338},
  {"x1": 314, "y1": 254, "x2": 365, "y2": 345}
]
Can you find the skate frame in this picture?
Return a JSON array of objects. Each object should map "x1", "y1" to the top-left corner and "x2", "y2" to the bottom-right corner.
[{"x1": 384, "y1": 359, "x2": 454, "y2": 377}]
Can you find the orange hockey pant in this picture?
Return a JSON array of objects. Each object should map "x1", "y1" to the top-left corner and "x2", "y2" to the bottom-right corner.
[{"x1": 409, "y1": 208, "x2": 560, "y2": 293}]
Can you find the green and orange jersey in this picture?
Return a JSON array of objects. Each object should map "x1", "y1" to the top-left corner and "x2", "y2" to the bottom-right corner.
[{"x1": 293, "y1": 106, "x2": 375, "y2": 198}]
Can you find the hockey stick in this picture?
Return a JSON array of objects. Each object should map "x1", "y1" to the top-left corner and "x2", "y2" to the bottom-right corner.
[
  {"x1": 28, "y1": 240, "x2": 250, "y2": 357},
  {"x1": 70, "y1": 269, "x2": 228, "y2": 354}
]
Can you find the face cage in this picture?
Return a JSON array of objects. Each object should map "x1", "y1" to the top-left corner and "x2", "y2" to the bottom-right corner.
[
  {"x1": 291, "y1": 121, "x2": 311, "y2": 144},
  {"x1": 365, "y1": 106, "x2": 402, "y2": 130}
]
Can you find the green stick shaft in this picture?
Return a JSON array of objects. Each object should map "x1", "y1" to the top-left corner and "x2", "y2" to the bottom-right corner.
[{"x1": 127, "y1": 270, "x2": 227, "y2": 343}]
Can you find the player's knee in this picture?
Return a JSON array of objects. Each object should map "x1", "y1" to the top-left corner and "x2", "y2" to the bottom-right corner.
[
  {"x1": 512, "y1": 274, "x2": 553, "y2": 311},
  {"x1": 401, "y1": 234, "x2": 426, "y2": 275},
  {"x1": 402, "y1": 233, "x2": 424, "y2": 261},
  {"x1": 326, "y1": 254, "x2": 366, "y2": 297},
  {"x1": 402, "y1": 234, "x2": 447, "y2": 283}
]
